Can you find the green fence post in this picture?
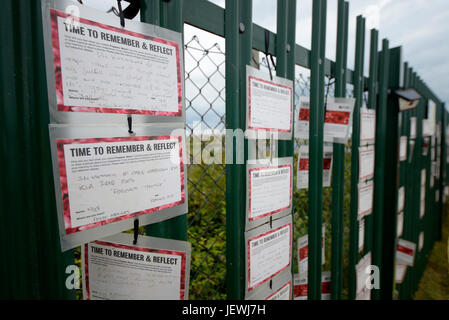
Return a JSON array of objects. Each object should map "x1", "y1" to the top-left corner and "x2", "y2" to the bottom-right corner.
[
  {"x1": 141, "y1": 0, "x2": 187, "y2": 241},
  {"x1": 378, "y1": 46, "x2": 402, "y2": 299},
  {"x1": 224, "y1": 0, "x2": 253, "y2": 300},
  {"x1": 32, "y1": 0, "x2": 77, "y2": 299},
  {"x1": 372, "y1": 38, "x2": 390, "y2": 300},
  {"x1": 308, "y1": 0, "x2": 326, "y2": 300},
  {"x1": 331, "y1": 0, "x2": 349, "y2": 300},
  {"x1": 277, "y1": 0, "x2": 296, "y2": 158},
  {"x1": 285, "y1": 0, "x2": 297, "y2": 159},
  {"x1": 348, "y1": 15, "x2": 365, "y2": 300},
  {"x1": 364, "y1": 28, "x2": 379, "y2": 266}
]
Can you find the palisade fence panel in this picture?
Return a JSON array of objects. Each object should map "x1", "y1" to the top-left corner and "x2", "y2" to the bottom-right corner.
[{"x1": 1, "y1": 0, "x2": 447, "y2": 301}]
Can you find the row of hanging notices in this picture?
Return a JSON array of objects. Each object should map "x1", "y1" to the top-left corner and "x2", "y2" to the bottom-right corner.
[
  {"x1": 292, "y1": 225, "x2": 330, "y2": 300},
  {"x1": 354, "y1": 107, "x2": 377, "y2": 300},
  {"x1": 243, "y1": 63, "x2": 296, "y2": 300},
  {"x1": 246, "y1": 224, "x2": 331, "y2": 301},
  {"x1": 294, "y1": 97, "x2": 356, "y2": 190},
  {"x1": 41, "y1": 0, "x2": 191, "y2": 299},
  {"x1": 394, "y1": 235, "x2": 424, "y2": 285},
  {"x1": 244, "y1": 159, "x2": 296, "y2": 300},
  {"x1": 357, "y1": 107, "x2": 377, "y2": 255}
]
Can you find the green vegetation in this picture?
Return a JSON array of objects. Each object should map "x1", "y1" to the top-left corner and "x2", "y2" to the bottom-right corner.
[{"x1": 414, "y1": 210, "x2": 449, "y2": 300}]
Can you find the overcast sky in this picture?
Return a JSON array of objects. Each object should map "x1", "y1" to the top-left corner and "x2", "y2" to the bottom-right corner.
[{"x1": 84, "y1": 0, "x2": 449, "y2": 105}]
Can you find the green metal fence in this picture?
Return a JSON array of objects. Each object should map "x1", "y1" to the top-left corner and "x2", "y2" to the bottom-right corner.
[{"x1": 0, "y1": 0, "x2": 447, "y2": 300}]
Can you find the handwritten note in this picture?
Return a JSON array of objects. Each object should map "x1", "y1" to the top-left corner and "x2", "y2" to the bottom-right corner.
[
  {"x1": 82, "y1": 236, "x2": 188, "y2": 300},
  {"x1": 58, "y1": 136, "x2": 183, "y2": 233},
  {"x1": 52, "y1": 10, "x2": 181, "y2": 115}
]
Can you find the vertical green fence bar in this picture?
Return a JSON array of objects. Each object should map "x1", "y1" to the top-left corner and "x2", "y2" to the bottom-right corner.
[
  {"x1": 331, "y1": 0, "x2": 349, "y2": 300},
  {"x1": 440, "y1": 102, "x2": 447, "y2": 242},
  {"x1": 225, "y1": 0, "x2": 253, "y2": 300},
  {"x1": 348, "y1": 15, "x2": 365, "y2": 300},
  {"x1": 141, "y1": 0, "x2": 187, "y2": 241},
  {"x1": 308, "y1": 0, "x2": 326, "y2": 300},
  {"x1": 400, "y1": 64, "x2": 414, "y2": 300},
  {"x1": 13, "y1": 0, "x2": 44, "y2": 299},
  {"x1": 0, "y1": 0, "x2": 76, "y2": 299},
  {"x1": 225, "y1": 0, "x2": 243, "y2": 300},
  {"x1": 379, "y1": 46, "x2": 402, "y2": 299},
  {"x1": 285, "y1": 0, "x2": 297, "y2": 159},
  {"x1": 276, "y1": 0, "x2": 287, "y2": 158},
  {"x1": 372, "y1": 38, "x2": 389, "y2": 300},
  {"x1": 364, "y1": 28, "x2": 378, "y2": 264},
  {"x1": 277, "y1": 0, "x2": 296, "y2": 158}
]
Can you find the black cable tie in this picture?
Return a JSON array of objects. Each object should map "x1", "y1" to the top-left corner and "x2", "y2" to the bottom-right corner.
[
  {"x1": 324, "y1": 77, "x2": 334, "y2": 113},
  {"x1": 127, "y1": 115, "x2": 134, "y2": 135},
  {"x1": 77, "y1": 0, "x2": 83, "y2": 4},
  {"x1": 117, "y1": 0, "x2": 125, "y2": 28},
  {"x1": 264, "y1": 30, "x2": 273, "y2": 81},
  {"x1": 269, "y1": 279, "x2": 273, "y2": 290},
  {"x1": 269, "y1": 54, "x2": 276, "y2": 70},
  {"x1": 270, "y1": 215, "x2": 273, "y2": 229},
  {"x1": 133, "y1": 219, "x2": 139, "y2": 245},
  {"x1": 122, "y1": 0, "x2": 141, "y2": 20}
]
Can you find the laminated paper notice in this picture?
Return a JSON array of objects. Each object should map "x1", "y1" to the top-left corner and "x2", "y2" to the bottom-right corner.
[
  {"x1": 323, "y1": 98, "x2": 355, "y2": 143},
  {"x1": 358, "y1": 218, "x2": 365, "y2": 253},
  {"x1": 397, "y1": 211, "x2": 404, "y2": 237},
  {"x1": 293, "y1": 272, "x2": 331, "y2": 300},
  {"x1": 245, "y1": 270, "x2": 291, "y2": 300},
  {"x1": 295, "y1": 97, "x2": 311, "y2": 139},
  {"x1": 43, "y1": 3, "x2": 183, "y2": 119},
  {"x1": 297, "y1": 225, "x2": 326, "y2": 275},
  {"x1": 246, "y1": 216, "x2": 292, "y2": 292},
  {"x1": 265, "y1": 281, "x2": 292, "y2": 300},
  {"x1": 360, "y1": 108, "x2": 376, "y2": 145},
  {"x1": 356, "y1": 252, "x2": 372, "y2": 296},
  {"x1": 399, "y1": 136, "x2": 408, "y2": 162},
  {"x1": 395, "y1": 263, "x2": 407, "y2": 284},
  {"x1": 420, "y1": 169, "x2": 426, "y2": 219},
  {"x1": 410, "y1": 117, "x2": 417, "y2": 139},
  {"x1": 321, "y1": 272, "x2": 331, "y2": 300},
  {"x1": 359, "y1": 146, "x2": 375, "y2": 182},
  {"x1": 358, "y1": 180, "x2": 374, "y2": 218},
  {"x1": 422, "y1": 137, "x2": 429, "y2": 156},
  {"x1": 49, "y1": 126, "x2": 187, "y2": 251},
  {"x1": 246, "y1": 66, "x2": 293, "y2": 139},
  {"x1": 247, "y1": 159, "x2": 292, "y2": 225},
  {"x1": 293, "y1": 273, "x2": 308, "y2": 300},
  {"x1": 396, "y1": 239, "x2": 416, "y2": 267},
  {"x1": 295, "y1": 97, "x2": 355, "y2": 143},
  {"x1": 356, "y1": 287, "x2": 371, "y2": 300},
  {"x1": 82, "y1": 233, "x2": 191, "y2": 300},
  {"x1": 296, "y1": 145, "x2": 333, "y2": 189},
  {"x1": 397, "y1": 186, "x2": 405, "y2": 213},
  {"x1": 419, "y1": 232, "x2": 424, "y2": 252}
]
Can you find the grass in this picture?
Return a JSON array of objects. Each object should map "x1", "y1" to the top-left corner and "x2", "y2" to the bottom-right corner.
[{"x1": 414, "y1": 210, "x2": 449, "y2": 300}]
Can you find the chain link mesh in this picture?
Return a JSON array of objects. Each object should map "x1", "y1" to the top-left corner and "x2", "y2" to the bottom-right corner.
[{"x1": 184, "y1": 35, "x2": 227, "y2": 300}]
